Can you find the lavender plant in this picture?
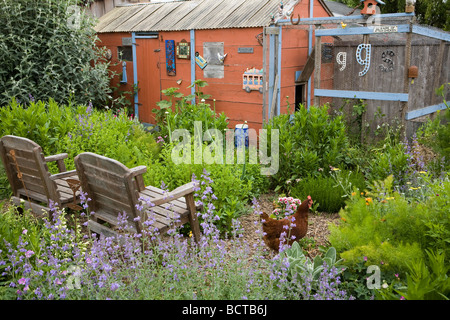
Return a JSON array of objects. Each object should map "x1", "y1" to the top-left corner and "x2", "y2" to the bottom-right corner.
[{"x1": 0, "y1": 171, "x2": 350, "y2": 300}]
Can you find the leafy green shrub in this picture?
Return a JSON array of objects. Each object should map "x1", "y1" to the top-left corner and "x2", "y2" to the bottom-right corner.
[
  {"x1": 0, "y1": 0, "x2": 112, "y2": 107},
  {"x1": 0, "y1": 98, "x2": 160, "y2": 196},
  {"x1": 364, "y1": 137, "x2": 412, "y2": 188},
  {"x1": 416, "y1": 84, "x2": 450, "y2": 170},
  {"x1": 58, "y1": 107, "x2": 159, "y2": 170},
  {"x1": 329, "y1": 175, "x2": 450, "y2": 275},
  {"x1": 153, "y1": 84, "x2": 228, "y2": 141},
  {"x1": 377, "y1": 250, "x2": 450, "y2": 300},
  {"x1": 290, "y1": 169, "x2": 366, "y2": 213},
  {"x1": 0, "y1": 98, "x2": 75, "y2": 155},
  {"x1": 263, "y1": 104, "x2": 350, "y2": 192}
]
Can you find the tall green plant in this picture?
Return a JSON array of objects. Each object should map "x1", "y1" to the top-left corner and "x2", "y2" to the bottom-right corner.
[
  {"x1": 0, "y1": 0, "x2": 112, "y2": 106},
  {"x1": 264, "y1": 103, "x2": 350, "y2": 192},
  {"x1": 153, "y1": 85, "x2": 228, "y2": 141}
]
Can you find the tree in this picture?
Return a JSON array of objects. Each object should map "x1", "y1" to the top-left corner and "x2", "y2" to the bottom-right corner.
[
  {"x1": 331, "y1": 0, "x2": 450, "y2": 31},
  {"x1": 0, "y1": 0, "x2": 113, "y2": 106}
]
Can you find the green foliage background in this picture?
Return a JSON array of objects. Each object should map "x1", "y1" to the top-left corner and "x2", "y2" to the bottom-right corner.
[{"x1": 0, "y1": 0, "x2": 112, "y2": 106}]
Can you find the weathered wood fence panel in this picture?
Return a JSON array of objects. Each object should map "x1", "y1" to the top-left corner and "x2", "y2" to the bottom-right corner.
[{"x1": 330, "y1": 34, "x2": 449, "y2": 138}]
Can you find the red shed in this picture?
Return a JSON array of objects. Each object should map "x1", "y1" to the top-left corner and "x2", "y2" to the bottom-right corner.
[{"x1": 95, "y1": 0, "x2": 333, "y2": 129}]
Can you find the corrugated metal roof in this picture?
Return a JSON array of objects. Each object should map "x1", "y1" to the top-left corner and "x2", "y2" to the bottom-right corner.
[{"x1": 94, "y1": 0, "x2": 283, "y2": 33}]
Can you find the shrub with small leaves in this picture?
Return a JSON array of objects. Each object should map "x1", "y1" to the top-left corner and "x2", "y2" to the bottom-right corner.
[{"x1": 0, "y1": 0, "x2": 112, "y2": 107}]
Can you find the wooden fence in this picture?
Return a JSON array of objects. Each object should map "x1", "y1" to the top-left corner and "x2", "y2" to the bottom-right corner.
[{"x1": 327, "y1": 32, "x2": 449, "y2": 138}]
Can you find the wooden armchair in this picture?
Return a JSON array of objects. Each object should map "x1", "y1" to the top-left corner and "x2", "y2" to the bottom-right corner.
[
  {"x1": 0, "y1": 135, "x2": 81, "y2": 215},
  {"x1": 74, "y1": 152, "x2": 201, "y2": 242}
]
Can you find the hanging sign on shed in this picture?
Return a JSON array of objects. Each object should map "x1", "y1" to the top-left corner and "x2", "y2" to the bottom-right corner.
[
  {"x1": 165, "y1": 40, "x2": 176, "y2": 76},
  {"x1": 176, "y1": 40, "x2": 190, "y2": 59}
]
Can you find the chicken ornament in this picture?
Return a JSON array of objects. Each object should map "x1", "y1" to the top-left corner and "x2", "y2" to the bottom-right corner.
[{"x1": 260, "y1": 196, "x2": 313, "y2": 252}]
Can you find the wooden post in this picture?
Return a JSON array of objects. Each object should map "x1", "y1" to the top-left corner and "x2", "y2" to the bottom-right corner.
[
  {"x1": 185, "y1": 193, "x2": 201, "y2": 243},
  {"x1": 361, "y1": 32, "x2": 369, "y2": 144},
  {"x1": 270, "y1": 73, "x2": 279, "y2": 119},
  {"x1": 314, "y1": 35, "x2": 322, "y2": 106},
  {"x1": 401, "y1": 23, "x2": 413, "y2": 138},
  {"x1": 431, "y1": 40, "x2": 446, "y2": 120}
]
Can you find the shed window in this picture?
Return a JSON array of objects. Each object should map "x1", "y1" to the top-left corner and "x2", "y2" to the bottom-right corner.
[{"x1": 118, "y1": 46, "x2": 133, "y2": 61}]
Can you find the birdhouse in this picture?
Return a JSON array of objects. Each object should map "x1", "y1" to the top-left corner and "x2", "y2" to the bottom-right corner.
[{"x1": 360, "y1": 0, "x2": 385, "y2": 15}]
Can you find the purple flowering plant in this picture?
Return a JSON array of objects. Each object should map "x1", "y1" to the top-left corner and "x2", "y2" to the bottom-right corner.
[{"x1": 0, "y1": 170, "x2": 351, "y2": 300}]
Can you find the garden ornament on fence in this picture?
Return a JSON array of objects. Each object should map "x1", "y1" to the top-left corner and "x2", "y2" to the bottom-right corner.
[
  {"x1": 360, "y1": 0, "x2": 385, "y2": 16},
  {"x1": 356, "y1": 44, "x2": 372, "y2": 76}
]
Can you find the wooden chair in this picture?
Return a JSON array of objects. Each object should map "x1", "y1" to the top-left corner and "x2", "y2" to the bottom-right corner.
[
  {"x1": 74, "y1": 152, "x2": 201, "y2": 242},
  {"x1": 0, "y1": 135, "x2": 81, "y2": 215}
]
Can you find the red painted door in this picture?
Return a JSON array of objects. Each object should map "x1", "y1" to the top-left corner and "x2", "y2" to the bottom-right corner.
[{"x1": 135, "y1": 38, "x2": 161, "y2": 124}]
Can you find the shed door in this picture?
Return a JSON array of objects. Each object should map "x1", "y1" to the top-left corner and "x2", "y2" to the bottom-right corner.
[{"x1": 135, "y1": 38, "x2": 161, "y2": 124}]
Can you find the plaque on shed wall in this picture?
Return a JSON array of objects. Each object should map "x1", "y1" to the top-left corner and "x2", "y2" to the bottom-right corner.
[
  {"x1": 176, "y1": 40, "x2": 190, "y2": 59},
  {"x1": 203, "y1": 42, "x2": 224, "y2": 79}
]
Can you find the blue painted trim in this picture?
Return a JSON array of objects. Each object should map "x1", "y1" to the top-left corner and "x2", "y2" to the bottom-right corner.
[
  {"x1": 412, "y1": 25, "x2": 450, "y2": 42},
  {"x1": 277, "y1": 25, "x2": 282, "y2": 116},
  {"x1": 276, "y1": 12, "x2": 415, "y2": 24},
  {"x1": 131, "y1": 32, "x2": 139, "y2": 119},
  {"x1": 190, "y1": 29, "x2": 196, "y2": 104},
  {"x1": 268, "y1": 32, "x2": 276, "y2": 117},
  {"x1": 316, "y1": 24, "x2": 410, "y2": 37},
  {"x1": 307, "y1": 0, "x2": 313, "y2": 109},
  {"x1": 314, "y1": 89, "x2": 409, "y2": 101},
  {"x1": 405, "y1": 103, "x2": 448, "y2": 120}
]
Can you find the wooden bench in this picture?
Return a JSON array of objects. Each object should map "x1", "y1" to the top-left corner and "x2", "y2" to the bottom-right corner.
[
  {"x1": 0, "y1": 135, "x2": 81, "y2": 216},
  {"x1": 74, "y1": 152, "x2": 201, "y2": 242}
]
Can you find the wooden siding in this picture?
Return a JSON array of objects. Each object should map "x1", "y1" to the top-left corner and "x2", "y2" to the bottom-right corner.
[{"x1": 331, "y1": 34, "x2": 450, "y2": 136}]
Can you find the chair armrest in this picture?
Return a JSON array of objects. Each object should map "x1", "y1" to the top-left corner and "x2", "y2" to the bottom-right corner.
[
  {"x1": 130, "y1": 166, "x2": 147, "y2": 191},
  {"x1": 49, "y1": 170, "x2": 77, "y2": 180},
  {"x1": 146, "y1": 181, "x2": 199, "y2": 207},
  {"x1": 45, "y1": 153, "x2": 68, "y2": 162},
  {"x1": 130, "y1": 165, "x2": 147, "y2": 177},
  {"x1": 45, "y1": 153, "x2": 68, "y2": 172}
]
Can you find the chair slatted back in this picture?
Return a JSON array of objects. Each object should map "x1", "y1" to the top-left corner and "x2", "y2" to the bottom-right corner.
[
  {"x1": 0, "y1": 135, "x2": 58, "y2": 204},
  {"x1": 74, "y1": 152, "x2": 142, "y2": 233}
]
